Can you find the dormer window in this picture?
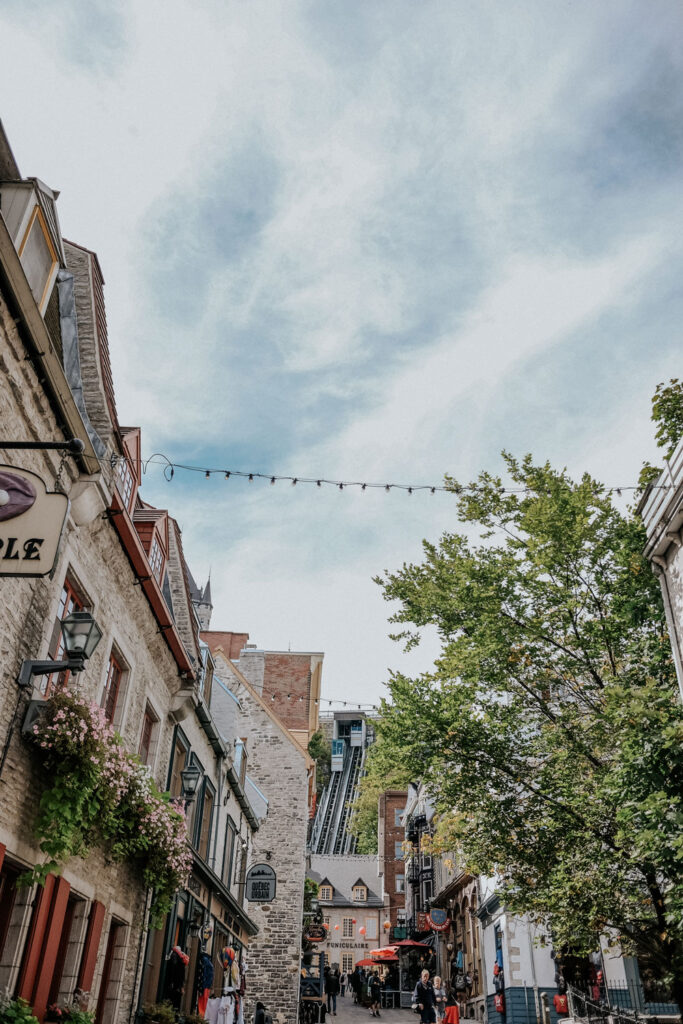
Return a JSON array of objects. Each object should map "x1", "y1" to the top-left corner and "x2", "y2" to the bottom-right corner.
[
  {"x1": 18, "y1": 204, "x2": 59, "y2": 313},
  {"x1": 352, "y1": 885, "x2": 367, "y2": 902},
  {"x1": 319, "y1": 885, "x2": 332, "y2": 902},
  {"x1": 116, "y1": 459, "x2": 135, "y2": 511},
  {"x1": 149, "y1": 535, "x2": 164, "y2": 582}
]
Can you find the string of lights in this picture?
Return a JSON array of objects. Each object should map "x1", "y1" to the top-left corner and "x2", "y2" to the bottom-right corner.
[
  {"x1": 105, "y1": 451, "x2": 666, "y2": 499},
  {"x1": 270, "y1": 694, "x2": 381, "y2": 711}
]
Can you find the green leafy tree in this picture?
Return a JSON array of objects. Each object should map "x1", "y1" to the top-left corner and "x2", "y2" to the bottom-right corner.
[
  {"x1": 308, "y1": 729, "x2": 332, "y2": 800},
  {"x1": 375, "y1": 453, "x2": 683, "y2": 1010},
  {"x1": 348, "y1": 738, "x2": 412, "y2": 853},
  {"x1": 640, "y1": 378, "x2": 683, "y2": 487}
]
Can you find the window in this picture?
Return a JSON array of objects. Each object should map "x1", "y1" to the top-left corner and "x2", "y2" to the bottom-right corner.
[
  {"x1": 396, "y1": 875, "x2": 405, "y2": 894},
  {"x1": 319, "y1": 886, "x2": 332, "y2": 902},
  {"x1": 138, "y1": 703, "x2": 159, "y2": 766},
  {"x1": 197, "y1": 781, "x2": 215, "y2": 861},
  {"x1": 342, "y1": 954, "x2": 354, "y2": 973},
  {"x1": 352, "y1": 886, "x2": 367, "y2": 902},
  {"x1": 323, "y1": 917, "x2": 330, "y2": 928},
  {"x1": 394, "y1": 808, "x2": 403, "y2": 827},
  {"x1": 222, "y1": 817, "x2": 237, "y2": 888},
  {"x1": 365, "y1": 919, "x2": 378, "y2": 940},
  {"x1": 185, "y1": 756, "x2": 204, "y2": 843},
  {"x1": 102, "y1": 652, "x2": 124, "y2": 724},
  {"x1": 18, "y1": 204, "x2": 59, "y2": 313},
  {"x1": 395, "y1": 841, "x2": 404, "y2": 859},
  {"x1": 168, "y1": 731, "x2": 189, "y2": 798},
  {"x1": 343, "y1": 918, "x2": 354, "y2": 938},
  {"x1": 148, "y1": 536, "x2": 164, "y2": 582},
  {"x1": 43, "y1": 576, "x2": 85, "y2": 695},
  {"x1": 116, "y1": 459, "x2": 135, "y2": 511}
]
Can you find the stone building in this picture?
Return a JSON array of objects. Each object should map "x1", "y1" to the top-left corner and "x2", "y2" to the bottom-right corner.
[
  {"x1": 0, "y1": 123, "x2": 261, "y2": 1024},
  {"x1": 640, "y1": 433, "x2": 683, "y2": 700},
  {"x1": 208, "y1": 651, "x2": 311, "y2": 1024},
  {"x1": 376, "y1": 789, "x2": 407, "y2": 938},
  {"x1": 202, "y1": 631, "x2": 323, "y2": 752}
]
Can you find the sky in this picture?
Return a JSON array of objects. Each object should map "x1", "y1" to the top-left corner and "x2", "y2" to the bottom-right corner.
[{"x1": 1, "y1": 0, "x2": 682, "y2": 707}]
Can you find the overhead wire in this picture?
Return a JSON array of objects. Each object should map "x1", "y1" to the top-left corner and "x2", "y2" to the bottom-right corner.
[{"x1": 101, "y1": 450, "x2": 667, "y2": 498}]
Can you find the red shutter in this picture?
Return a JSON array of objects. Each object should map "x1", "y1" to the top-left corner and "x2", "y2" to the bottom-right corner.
[
  {"x1": 77, "y1": 900, "x2": 106, "y2": 997},
  {"x1": 17, "y1": 874, "x2": 56, "y2": 1003},
  {"x1": 32, "y1": 876, "x2": 71, "y2": 1021}
]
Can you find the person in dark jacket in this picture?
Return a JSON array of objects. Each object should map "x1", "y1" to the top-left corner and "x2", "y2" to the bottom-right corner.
[
  {"x1": 326, "y1": 967, "x2": 340, "y2": 1015},
  {"x1": 369, "y1": 972, "x2": 382, "y2": 1018},
  {"x1": 414, "y1": 970, "x2": 437, "y2": 1024}
]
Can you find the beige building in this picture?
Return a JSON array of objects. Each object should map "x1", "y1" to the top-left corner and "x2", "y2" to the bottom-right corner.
[{"x1": 308, "y1": 855, "x2": 389, "y2": 974}]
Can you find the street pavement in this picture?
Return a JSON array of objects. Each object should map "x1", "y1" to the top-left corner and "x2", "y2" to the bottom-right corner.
[{"x1": 326, "y1": 995, "x2": 407, "y2": 1023}]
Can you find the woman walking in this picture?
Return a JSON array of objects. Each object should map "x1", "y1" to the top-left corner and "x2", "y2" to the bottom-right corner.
[{"x1": 369, "y1": 971, "x2": 382, "y2": 1018}]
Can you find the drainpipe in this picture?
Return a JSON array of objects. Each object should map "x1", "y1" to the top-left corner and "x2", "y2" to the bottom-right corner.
[
  {"x1": 129, "y1": 887, "x2": 153, "y2": 1023},
  {"x1": 525, "y1": 923, "x2": 541, "y2": 1024}
]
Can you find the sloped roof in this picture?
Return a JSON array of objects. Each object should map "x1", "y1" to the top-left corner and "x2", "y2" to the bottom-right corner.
[{"x1": 309, "y1": 855, "x2": 384, "y2": 908}]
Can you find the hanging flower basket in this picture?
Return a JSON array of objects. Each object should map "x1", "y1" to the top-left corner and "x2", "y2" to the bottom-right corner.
[{"x1": 24, "y1": 691, "x2": 192, "y2": 926}]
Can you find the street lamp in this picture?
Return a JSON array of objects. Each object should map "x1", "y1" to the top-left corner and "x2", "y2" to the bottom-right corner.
[
  {"x1": 16, "y1": 610, "x2": 103, "y2": 687},
  {"x1": 180, "y1": 762, "x2": 202, "y2": 804}
]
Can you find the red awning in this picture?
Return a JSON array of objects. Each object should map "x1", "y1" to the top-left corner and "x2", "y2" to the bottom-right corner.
[
  {"x1": 355, "y1": 958, "x2": 378, "y2": 967},
  {"x1": 392, "y1": 939, "x2": 432, "y2": 949}
]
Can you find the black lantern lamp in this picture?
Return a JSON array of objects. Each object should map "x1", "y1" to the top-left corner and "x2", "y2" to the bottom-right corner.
[
  {"x1": 17, "y1": 610, "x2": 103, "y2": 688},
  {"x1": 180, "y1": 762, "x2": 202, "y2": 804},
  {"x1": 60, "y1": 611, "x2": 103, "y2": 669}
]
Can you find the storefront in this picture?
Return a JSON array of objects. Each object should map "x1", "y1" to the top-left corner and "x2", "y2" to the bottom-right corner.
[{"x1": 139, "y1": 861, "x2": 257, "y2": 1016}]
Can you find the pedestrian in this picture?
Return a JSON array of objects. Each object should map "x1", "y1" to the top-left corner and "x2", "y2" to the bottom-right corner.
[
  {"x1": 326, "y1": 966, "x2": 340, "y2": 1016},
  {"x1": 340, "y1": 971, "x2": 347, "y2": 998},
  {"x1": 414, "y1": 969, "x2": 437, "y2": 1024},
  {"x1": 433, "y1": 976, "x2": 446, "y2": 1023},
  {"x1": 369, "y1": 971, "x2": 382, "y2": 1018}
]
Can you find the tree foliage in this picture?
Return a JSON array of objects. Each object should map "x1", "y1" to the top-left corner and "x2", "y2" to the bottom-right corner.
[
  {"x1": 348, "y1": 738, "x2": 412, "y2": 853},
  {"x1": 308, "y1": 729, "x2": 332, "y2": 799},
  {"x1": 639, "y1": 378, "x2": 683, "y2": 487},
  {"x1": 375, "y1": 453, "x2": 683, "y2": 1005}
]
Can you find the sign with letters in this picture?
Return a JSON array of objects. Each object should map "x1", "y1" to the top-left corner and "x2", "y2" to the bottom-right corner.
[
  {"x1": 427, "y1": 908, "x2": 451, "y2": 932},
  {"x1": 0, "y1": 466, "x2": 68, "y2": 577},
  {"x1": 246, "y1": 863, "x2": 276, "y2": 902}
]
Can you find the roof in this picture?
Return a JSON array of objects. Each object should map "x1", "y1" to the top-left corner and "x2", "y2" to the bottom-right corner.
[{"x1": 308, "y1": 855, "x2": 385, "y2": 908}]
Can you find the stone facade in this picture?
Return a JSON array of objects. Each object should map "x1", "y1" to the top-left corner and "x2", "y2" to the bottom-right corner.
[
  {"x1": 209, "y1": 652, "x2": 310, "y2": 1024},
  {"x1": 0, "y1": 129, "x2": 259, "y2": 1024},
  {"x1": 640, "y1": 434, "x2": 683, "y2": 700}
]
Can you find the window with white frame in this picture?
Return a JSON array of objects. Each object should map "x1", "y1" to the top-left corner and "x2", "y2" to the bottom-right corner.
[
  {"x1": 365, "y1": 918, "x2": 377, "y2": 940},
  {"x1": 342, "y1": 954, "x2": 354, "y2": 974},
  {"x1": 352, "y1": 885, "x2": 367, "y2": 902},
  {"x1": 148, "y1": 535, "x2": 164, "y2": 581},
  {"x1": 395, "y1": 841, "x2": 404, "y2": 859},
  {"x1": 319, "y1": 885, "x2": 332, "y2": 902},
  {"x1": 394, "y1": 808, "x2": 403, "y2": 827},
  {"x1": 396, "y1": 875, "x2": 405, "y2": 894},
  {"x1": 343, "y1": 918, "x2": 354, "y2": 938},
  {"x1": 116, "y1": 459, "x2": 135, "y2": 510}
]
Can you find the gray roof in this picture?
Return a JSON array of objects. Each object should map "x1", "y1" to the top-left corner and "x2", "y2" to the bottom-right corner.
[{"x1": 308, "y1": 855, "x2": 384, "y2": 908}]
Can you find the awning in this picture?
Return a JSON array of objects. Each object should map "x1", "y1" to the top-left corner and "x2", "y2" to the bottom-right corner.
[{"x1": 369, "y1": 947, "x2": 399, "y2": 958}]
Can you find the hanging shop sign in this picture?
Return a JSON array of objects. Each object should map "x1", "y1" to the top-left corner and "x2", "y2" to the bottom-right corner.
[
  {"x1": 0, "y1": 466, "x2": 68, "y2": 577},
  {"x1": 304, "y1": 924, "x2": 327, "y2": 943},
  {"x1": 427, "y1": 909, "x2": 451, "y2": 932},
  {"x1": 245, "y1": 863, "x2": 276, "y2": 902}
]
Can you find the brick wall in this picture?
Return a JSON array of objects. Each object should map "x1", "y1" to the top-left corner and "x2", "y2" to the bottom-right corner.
[{"x1": 378, "y1": 791, "x2": 407, "y2": 929}]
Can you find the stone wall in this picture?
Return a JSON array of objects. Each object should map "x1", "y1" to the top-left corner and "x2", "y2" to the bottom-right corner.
[{"x1": 210, "y1": 654, "x2": 309, "y2": 1024}]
